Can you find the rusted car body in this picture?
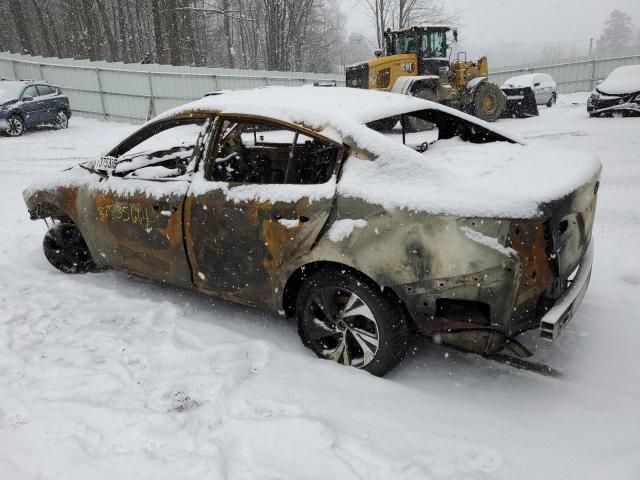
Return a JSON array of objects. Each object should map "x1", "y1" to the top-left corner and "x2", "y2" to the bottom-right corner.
[{"x1": 24, "y1": 87, "x2": 601, "y2": 374}]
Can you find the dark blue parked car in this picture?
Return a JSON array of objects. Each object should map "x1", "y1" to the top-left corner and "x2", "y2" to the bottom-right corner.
[{"x1": 0, "y1": 80, "x2": 71, "y2": 137}]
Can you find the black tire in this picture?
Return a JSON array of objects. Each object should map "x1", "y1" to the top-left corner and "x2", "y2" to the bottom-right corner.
[
  {"x1": 296, "y1": 268, "x2": 409, "y2": 376},
  {"x1": 471, "y1": 82, "x2": 506, "y2": 122},
  {"x1": 6, "y1": 114, "x2": 25, "y2": 137},
  {"x1": 43, "y1": 223, "x2": 96, "y2": 274},
  {"x1": 54, "y1": 110, "x2": 69, "y2": 130},
  {"x1": 546, "y1": 93, "x2": 557, "y2": 108}
]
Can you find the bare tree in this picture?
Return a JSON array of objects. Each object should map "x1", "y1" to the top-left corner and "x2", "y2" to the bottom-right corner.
[
  {"x1": 7, "y1": 0, "x2": 33, "y2": 54},
  {"x1": 0, "y1": 0, "x2": 348, "y2": 73},
  {"x1": 361, "y1": 0, "x2": 455, "y2": 48}
]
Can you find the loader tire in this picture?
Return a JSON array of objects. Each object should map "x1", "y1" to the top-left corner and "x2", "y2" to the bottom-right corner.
[{"x1": 471, "y1": 82, "x2": 506, "y2": 122}]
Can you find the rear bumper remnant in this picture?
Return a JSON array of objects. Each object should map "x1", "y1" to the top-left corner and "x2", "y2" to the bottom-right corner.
[{"x1": 539, "y1": 239, "x2": 594, "y2": 341}]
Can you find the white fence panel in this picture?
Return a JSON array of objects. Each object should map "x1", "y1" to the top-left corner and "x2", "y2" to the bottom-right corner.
[
  {"x1": 491, "y1": 54, "x2": 640, "y2": 94},
  {"x1": 0, "y1": 52, "x2": 346, "y2": 122},
  {"x1": 3, "y1": 51, "x2": 637, "y2": 122}
]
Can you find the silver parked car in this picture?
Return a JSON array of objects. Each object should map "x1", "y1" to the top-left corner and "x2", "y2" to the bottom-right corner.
[{"x1": 502, "y1": 73, "x2": 558, "y2": 107}]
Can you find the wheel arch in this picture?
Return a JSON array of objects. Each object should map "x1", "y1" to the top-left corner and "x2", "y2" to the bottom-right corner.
[
  {"x1": 390, "y1": 75, "x2": 440, "y2": 96},
  {"x1": 8, "y1": 109, "x2": 25, "y2": 121},
  {"x1": 280, "y1": 260, "x2": 411, "y2": 325},
  {"x1": 466, "y1": 76, "x2": 488, "y2": 94},
  {"x1": 24, "y1": 189, "x2": 75, "y2": 223}
]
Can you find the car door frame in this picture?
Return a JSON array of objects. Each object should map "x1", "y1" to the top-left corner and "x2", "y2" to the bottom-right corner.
[
  {"x1": 35, "y1": 84, "x2": 61, "y2": 124},
  {"x1": 19, "y1": 85, "x2": 45, "y2": 127},
  {"x1": 183, "y1": 113, "x2": 345, "y2": 309},
  {"x1": 81, "y1": 113, "x2": 216, "y2": 288}
]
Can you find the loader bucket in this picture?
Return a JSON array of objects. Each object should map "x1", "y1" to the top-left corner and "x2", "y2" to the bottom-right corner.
[{"x1": 500, "y1": 86, "x2": 539, "y2": 118}]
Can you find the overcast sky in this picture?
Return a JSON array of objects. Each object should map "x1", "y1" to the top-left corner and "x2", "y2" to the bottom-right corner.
[{"x1": 345, "y1": 0, "x2": 640, "y2": 59}]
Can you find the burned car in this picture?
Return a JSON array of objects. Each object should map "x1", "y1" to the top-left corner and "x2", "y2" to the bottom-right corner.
[
  {"x1": 24, "y1": 87, "x2": 601, "y2": 376},
  {"x1": 588, "y1": 64, "x2": 640, "y2": 117}
]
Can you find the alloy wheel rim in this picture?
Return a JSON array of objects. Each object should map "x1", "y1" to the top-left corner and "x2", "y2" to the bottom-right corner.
[
  {"x1": 303, "y1": 286, "x2": 380, "y2": 368},
  {"x1": 57, "y1": 112, "x2": 68, "y2": 128},
  {"x1": 7, "y1": 118, "x2": 23, "y2": 136}
]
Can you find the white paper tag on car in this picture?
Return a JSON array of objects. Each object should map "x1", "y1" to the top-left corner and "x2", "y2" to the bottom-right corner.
[{"x1": 95, "y1": 156, "x2": 118, "y2": 171}]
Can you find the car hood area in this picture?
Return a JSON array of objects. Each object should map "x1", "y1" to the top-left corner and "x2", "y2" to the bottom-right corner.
[{"x1": 596, "y1": 65, "x2": 640, "y2": 95}]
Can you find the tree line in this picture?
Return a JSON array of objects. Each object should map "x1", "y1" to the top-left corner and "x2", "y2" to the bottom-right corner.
[
  {"x1": 0, "y1": 0, "x2": 347, "y2": 72},
  {"x1": 0, "y1": 0, "x2": 455, "y2": 73}
]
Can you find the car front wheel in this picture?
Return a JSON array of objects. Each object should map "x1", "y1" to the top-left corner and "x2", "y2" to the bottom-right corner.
[
  {"x1": 6, "y1": 115, "x2": 25, "y2": 137},
  {"x1": 297, "y1": 268, "x2": 409, "y2": 376},
  {"x1": 43, "y1": 223, "x2": 96, "y2": 274}
]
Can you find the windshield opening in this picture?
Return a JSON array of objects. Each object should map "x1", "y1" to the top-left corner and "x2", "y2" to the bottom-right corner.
[
  {"x1": 392, "y1": 32, "x2": 417, "y2": 55},
  {"x1": 421, "y1": 31, "x2": 447, "y2": 58}
]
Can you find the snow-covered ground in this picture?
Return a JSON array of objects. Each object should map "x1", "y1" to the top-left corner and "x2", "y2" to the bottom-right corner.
[{"x1": 1, "y1": 95, "x2": 639, "y2": 479}]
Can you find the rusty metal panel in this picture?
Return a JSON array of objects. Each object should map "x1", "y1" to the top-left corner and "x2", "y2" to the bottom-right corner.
[
  {"x1": 87, "y1": 183, "x2": 193, "y2": 287},
  {"x1": 184, "y1": 183, "x2": 335, "y2": 310}
]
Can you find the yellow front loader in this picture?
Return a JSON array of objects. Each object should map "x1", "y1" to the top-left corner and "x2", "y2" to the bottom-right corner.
[{"x1": 346, "y1": 25, "x2": 514, "y2": 128}]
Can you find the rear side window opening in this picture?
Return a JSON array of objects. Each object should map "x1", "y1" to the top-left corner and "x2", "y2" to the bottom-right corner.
[{"x1": 366, "y1": 109, "x2": 515, "y2": 149}]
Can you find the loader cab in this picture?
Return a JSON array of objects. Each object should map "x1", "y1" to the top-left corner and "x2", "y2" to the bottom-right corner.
[{"x1": 384, "y1": 26, "x2": 451, "y2": 77}]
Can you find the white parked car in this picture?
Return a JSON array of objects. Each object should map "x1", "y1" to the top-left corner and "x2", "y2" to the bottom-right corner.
[{"x1": 502, "y1": 73, "x2": 558, "y2": 107}]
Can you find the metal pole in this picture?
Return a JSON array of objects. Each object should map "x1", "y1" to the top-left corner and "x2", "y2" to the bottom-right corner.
[
  {"x1": 11, "y1": 59, "x2": 18, "y2": 80},
  {"x1": 591, "y1": 60, "x2": 597, "y2": 91},
  {"x1": 95, "y1": 68, "x2": 107, "y2": 120},
  {"x1": 588, "y1": 38, "x2": 594, "y2": 58},
  {"x1": 146, "y1": 71, "x2": 156, "y2": 121}
]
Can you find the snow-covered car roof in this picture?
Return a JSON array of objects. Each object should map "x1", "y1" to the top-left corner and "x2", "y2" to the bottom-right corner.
[
  {"x1": 597, "y1": 65, "x2": 640, "y2": 95},
  {"x1": 157, "y1": 86, "x2": 523, "y2": 144},
  {"x1": 149, "y1": 87, "x2": 600, "y2": 219},
  {"x1": 502, "y1": 74, "x2": 538, "y2": 88}
]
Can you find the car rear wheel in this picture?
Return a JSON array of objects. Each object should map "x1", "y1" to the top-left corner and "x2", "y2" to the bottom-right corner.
[
  {"x1": 6, "y1": 115, "x2": 25, "y2": 137},
  {"x1": 296, "y1": 268, "x2": 409, "y2": 376},
  {"x1": 55, "y1": 110, "x2": 69, "y2": 129},
  {"x1": 43, "y1": 223, "x2": 96, "y2": 274},
  {"x1": 547, "y1": 93, "x2": 557, "y2": 107}
]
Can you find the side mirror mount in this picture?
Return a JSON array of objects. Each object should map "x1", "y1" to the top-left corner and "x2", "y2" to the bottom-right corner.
[
  {"x1": 374, "y1": 48, "x2": 383, "y2": 57},
  {"x1": 22, "y1": 96, "x2": 34, "y2": 102}
]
